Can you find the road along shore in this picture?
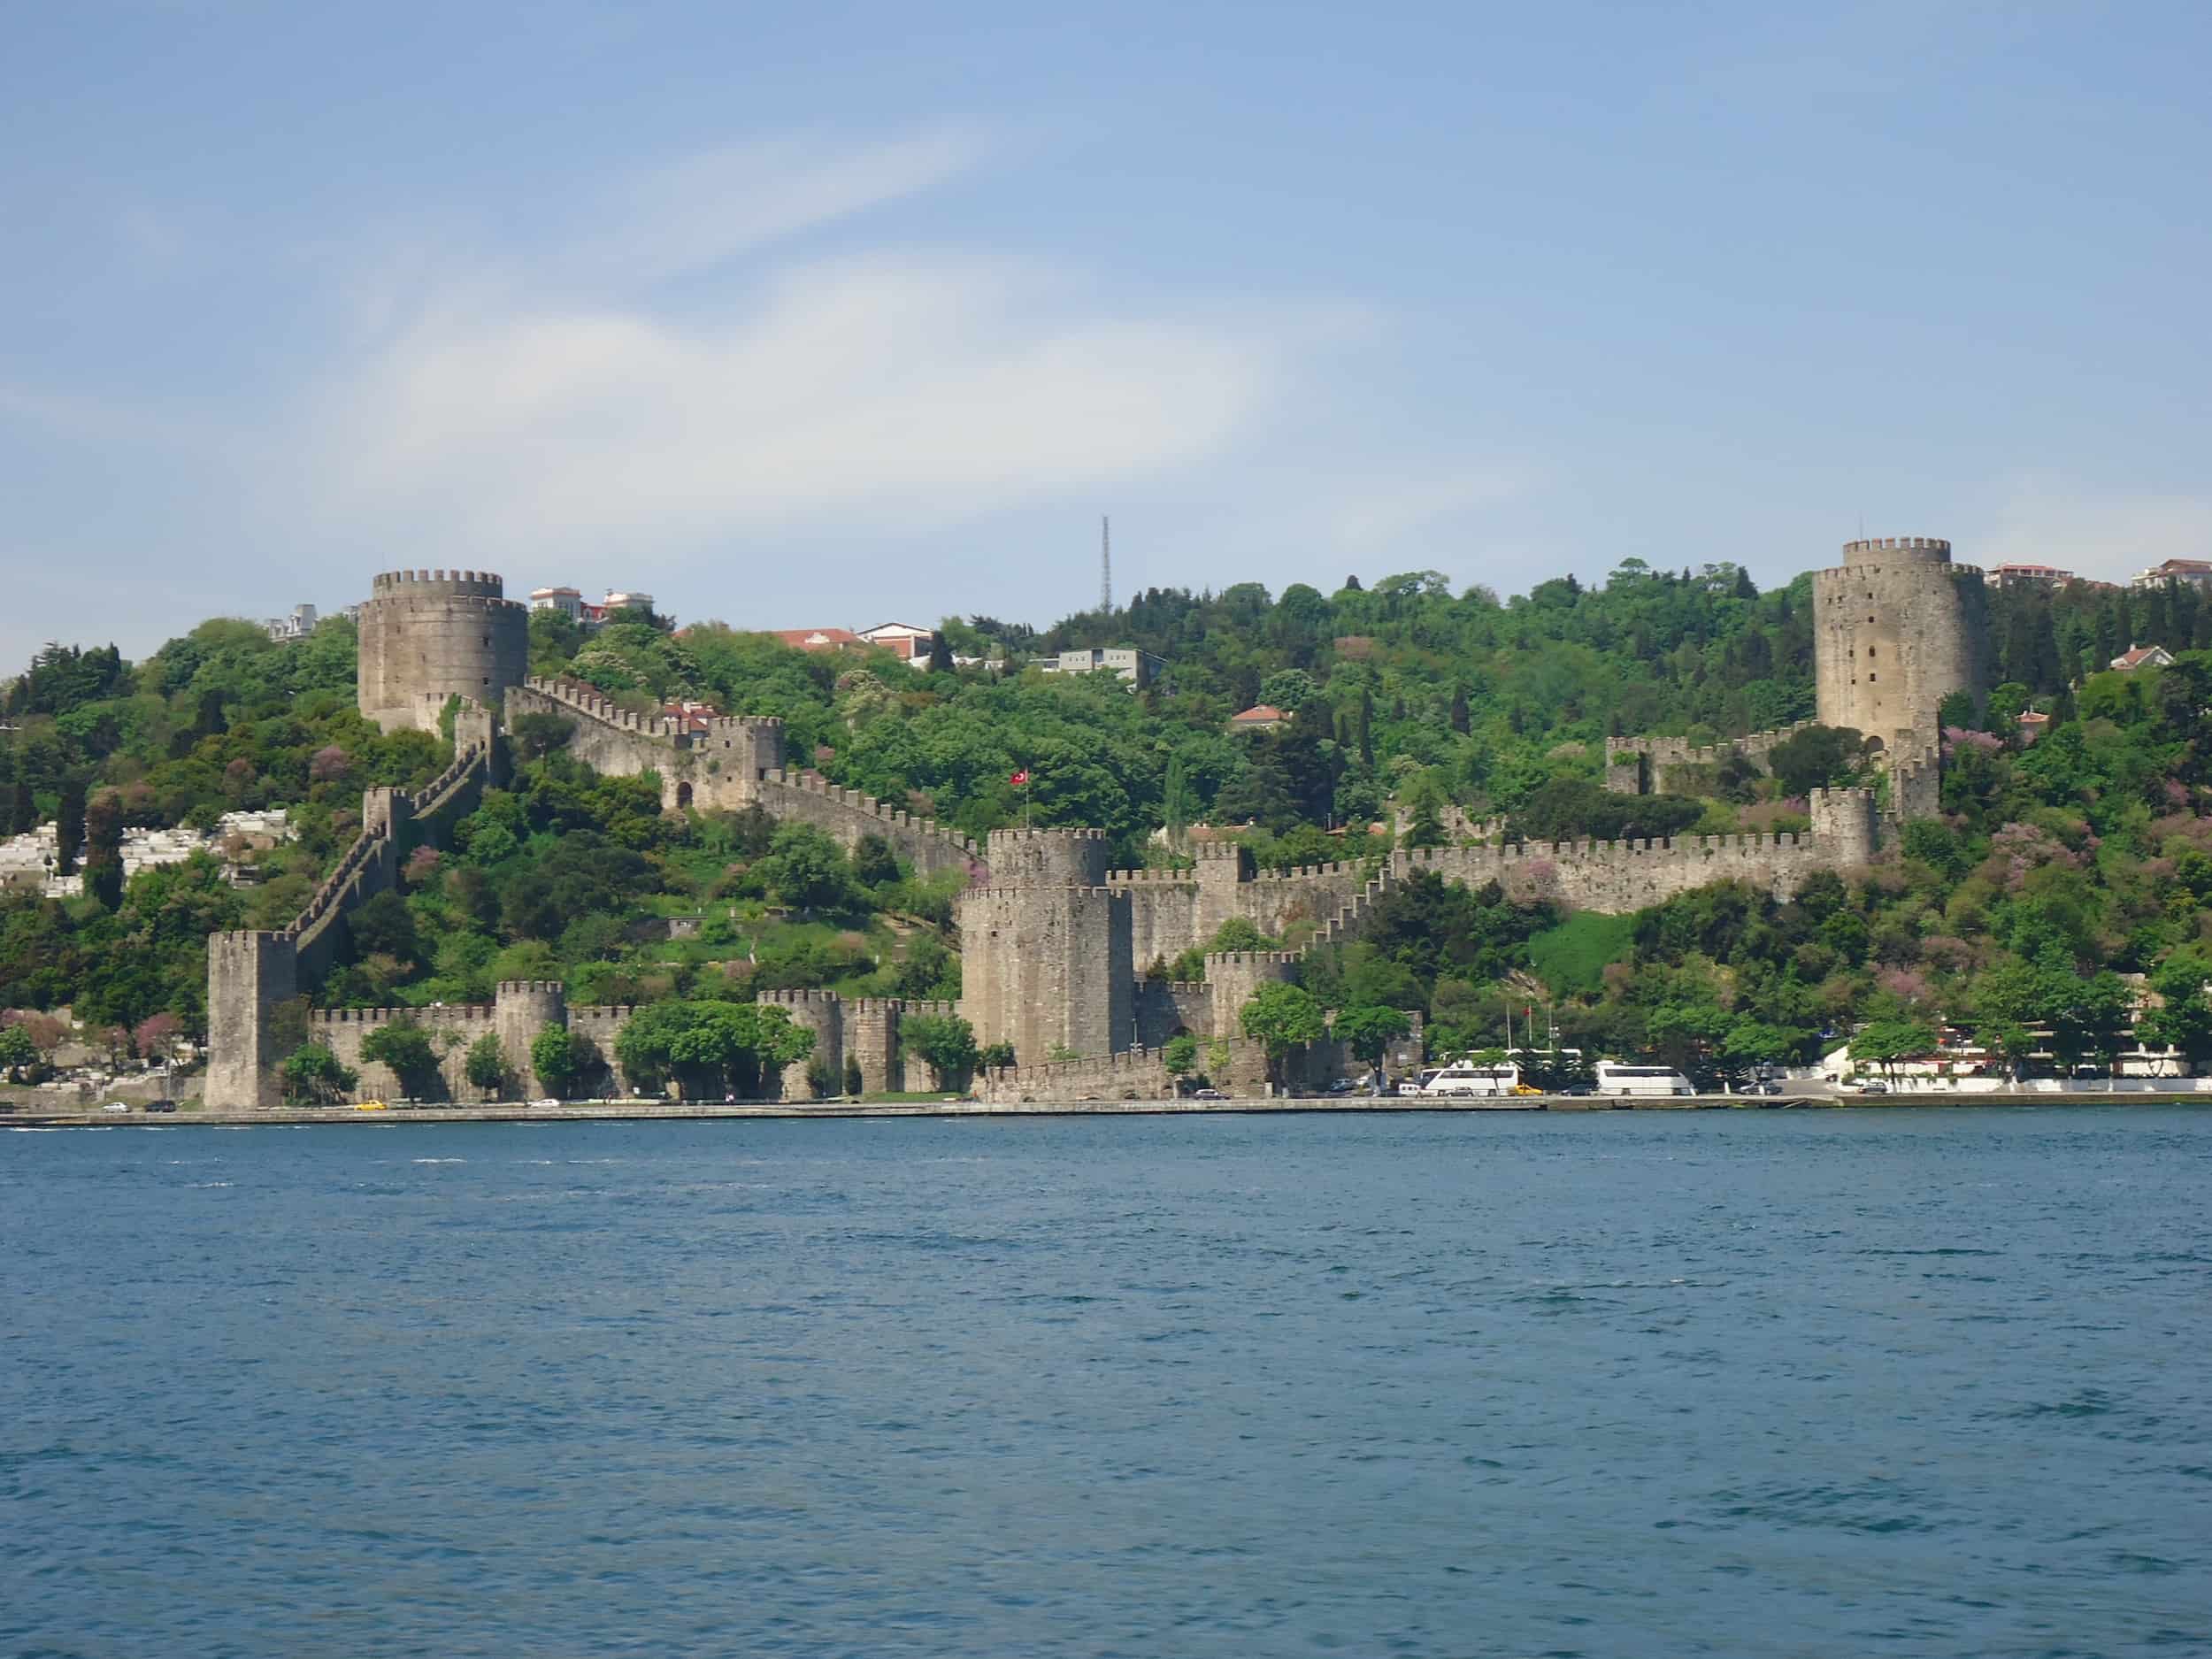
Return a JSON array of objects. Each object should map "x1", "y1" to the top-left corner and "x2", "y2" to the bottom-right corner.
[{"x1": 7, "y1": 1093, "x2": 2208, "y2": 1128}]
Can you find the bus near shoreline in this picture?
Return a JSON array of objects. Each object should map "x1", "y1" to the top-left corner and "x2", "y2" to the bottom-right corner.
[{"x1": 1593, "y1": 1062, "x2": 1697, "y2": 1098}]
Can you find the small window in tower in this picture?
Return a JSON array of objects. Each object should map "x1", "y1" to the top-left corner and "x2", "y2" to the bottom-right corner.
[
  {"x1": 1869, "y1": 673, "x2": 1877, "y2": 682},
  {"x1": 481, "y1": 635, "x2": 489, "y2": 647}
]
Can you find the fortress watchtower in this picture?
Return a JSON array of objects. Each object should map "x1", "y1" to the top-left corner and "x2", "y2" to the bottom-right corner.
[
  {"x1": 1811, "y1": 537, "x2": 1988, "y2": 754},
  {"x1": 958, "y1": 830, "x2": 1129, "y2": 1065},
  {"x1": 357, "y1": 569, "x2": 530, "y2": 734}
]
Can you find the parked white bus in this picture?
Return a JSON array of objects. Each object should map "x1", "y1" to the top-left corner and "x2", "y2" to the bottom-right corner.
[
  {"x1": 1422, "y1": 1061, "x2": 1527, "y2": 1101},
  {"x1": 1594, "y1": 1061, "x2": 1696, "y2": 1097}
]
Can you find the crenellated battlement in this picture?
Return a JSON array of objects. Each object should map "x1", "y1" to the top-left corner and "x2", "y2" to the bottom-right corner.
[
  {"x1": 371, "y1": 568, "x2": 509, "y2": 596},
  {"x1": 311, "y1": 1002, "x2": 494, "y2": 1026},
  {"x1": 1105, "y1": 866, "x2": 1198, "y2": 887},
  {"x1": 1249, "y1": 859, "x2": 1366, "y2": 883},
  {"x1": 1838, "y1": 536, "x2": 1950, "y2": 560},
  {"x1": 1205, "y1": 950, "x2": 1302, "y2": 969}
]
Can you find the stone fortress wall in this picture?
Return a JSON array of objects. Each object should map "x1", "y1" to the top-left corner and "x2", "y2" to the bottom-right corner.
[
  {"x1": 204, "y1": 699, "x2": 503, "y2": 1110},
  {"x1": 504, "y1": 676, "x2": 984, "y2": 880},
  {"x1": 357, "y1": 570, "x2": 530, "y2": 735},
  {"x1": 953, "y1": 790, "x2": 1882, "y2": 1082},
  {"x1": 211, "y1": 537, "x2": 1977, "y2": 1105}
]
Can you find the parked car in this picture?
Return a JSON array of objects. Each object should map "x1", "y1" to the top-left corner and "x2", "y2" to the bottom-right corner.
[
  {"x1": 528, "y1": 1097, "x2": 561, "y2": 1109},
  {"x1": 100, "y1": 1102, "x2": 131, "y2": 1113},
  {"x1": 1194, "y1": 1087, "x2": 1225, "y2": 1100},
  {"x1": 1327, "y1": 1078, "x2": 1357, "y2": 1094},
  {"x1": 353, "y1": 1100, "x2": 389, "y2": 1111},
  {"x1": 143, "y1": 1099, "x2": 178, "y2": 1113},
  {"x1": 1395, "y1": 1080, "x2": 1424, "y2": 1096},
  {"x1": 1558, "y1": 1084, "x2": 1595, "y2": 1097},
  {"x1": 1753, "y1": 1081, "x2": 1785, "y2": 1095},
  {"x1": 1854, "y1": 1079, "x2": 1890, "y2": 1094}
]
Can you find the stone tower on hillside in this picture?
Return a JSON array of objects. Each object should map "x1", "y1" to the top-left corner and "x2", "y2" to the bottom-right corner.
[
  {"x1": 357, "y1": 569, "x2": 530, "y2": 734},
  {"x1": 958, "y1": 829, "x2": 1132, "y2": 1065},
  {"x1": 1811, "y1": 537, "x2": 1988, "y2": 755}
]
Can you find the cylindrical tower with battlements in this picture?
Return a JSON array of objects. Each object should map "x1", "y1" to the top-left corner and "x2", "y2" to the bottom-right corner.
[
  {"x1": 983, "y1": 828, "x2": 1112, "y2": 888},
  {"x1": 357, "y1": 569, "x2": 530, "y2": 734},
  {"x1": 1812, "y1": 537, "x2": 1988, "y2": 754},
  {"x1": 495, "y1": 979, "x2": 567, "y2": 1099}
]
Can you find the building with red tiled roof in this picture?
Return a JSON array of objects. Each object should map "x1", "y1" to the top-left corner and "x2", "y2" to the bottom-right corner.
[
  {"x1": 1229, "y1": 703, "x2": 1286, "y2": 733},
  {"x1": 770, "y1": 627, "x2": 865, "y2": 653},
  {"x1": 2111, "y1": 643, "x2": 2176, "y2": 672}
]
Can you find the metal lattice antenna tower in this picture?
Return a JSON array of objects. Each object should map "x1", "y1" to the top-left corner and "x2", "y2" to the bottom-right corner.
[{"x1": 1101, "y1": 515, "x2": 1112, "y2": 613}]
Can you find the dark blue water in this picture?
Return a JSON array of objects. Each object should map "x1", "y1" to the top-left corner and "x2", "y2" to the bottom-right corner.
[{"x1": 4, "y1": 1110, "x2": 2210, "y2": 1657}]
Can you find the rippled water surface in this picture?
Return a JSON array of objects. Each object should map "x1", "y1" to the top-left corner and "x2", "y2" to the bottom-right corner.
[{"x1": 5, "y1": 1109, "x2": 2211, "y2": 1656}]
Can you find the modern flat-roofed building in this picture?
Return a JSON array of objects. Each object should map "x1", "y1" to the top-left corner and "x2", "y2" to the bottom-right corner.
[
  {"x1": 1037, "y1": 647, "x2": 1163, "y2": 687},
  {"x1": 2133, "y1": 559, "x2": 2212, "y2": 590},
  {"x1": 1985, "y1": 562, "x2": 2074, "y2": 589}
]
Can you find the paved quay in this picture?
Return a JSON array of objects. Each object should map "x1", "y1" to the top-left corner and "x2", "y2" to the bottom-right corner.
[{"x1": 8, "y1": 1092, "x2": 2208, "y2": 1127}]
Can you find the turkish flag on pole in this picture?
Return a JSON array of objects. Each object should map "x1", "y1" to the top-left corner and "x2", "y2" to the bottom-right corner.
[{"x1": 1010, "y1": 770, "x2": 1030, "y2": 787}]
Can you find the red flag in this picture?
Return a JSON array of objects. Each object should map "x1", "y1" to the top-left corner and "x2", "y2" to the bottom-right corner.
[{"x1": 1010, "y1": 770, "x2": 1030, "y2": 787}]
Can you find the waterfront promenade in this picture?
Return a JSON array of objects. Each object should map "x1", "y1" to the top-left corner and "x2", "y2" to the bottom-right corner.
[{"x1": 9, "y1": 1090, "x2": 2208, "y2": 1127}]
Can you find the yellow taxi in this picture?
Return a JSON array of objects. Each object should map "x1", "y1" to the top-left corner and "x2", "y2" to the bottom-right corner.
[{"x1": 353, "y1": 1099, "x2": 389, "y2": 1111}]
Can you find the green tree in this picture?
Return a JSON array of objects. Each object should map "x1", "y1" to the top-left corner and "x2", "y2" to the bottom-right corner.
[
  {"x1": 901, "y1": 1012, "x2": 979, "y2": 1087},
  {"x1": 55, "y1": 778, "x2": 86, "y2": 875},
  {"x1": 0, "y1": 1025, "x2": 38, "y2": 1076},
  {"x1": 360, "y1": 1018, "x2": 441, "y2": 1097},
  {"x1": 1161, "y1": 1033, "x2": 1200, "y2": 1086},
  {"x1": 843, "y1": 1056, "x2": 864, "y2": 1095},
  {"x1": 82, "y1": 788, "x2": 125, "y2": 910},
  {"x1": 852, "y1": 833, "x2": 901, "y2": 889},
  {"x1": 1766, "y1": 725, "x2": 1866, "y2": 795},
  {"x1": 464, "y1": 1032, "x2": 511, "y2": 1101},
  {"x1": 510, "y1": 711, "x2": 575, "y2": 762},
  {"x1": 1334, "y1": 1004, "x2": 1412, "y2": 1071},
  {"x1": 1239, "y1": 981, "x2": 1326, "y2": 1087},
  {"x1": 280, "y1": 1044, "x2": 357, "y2": 1105},
  {"x1": 531, "y1": 1025, "x2": 597, "y2": 1099},
  {"x1": 1852, "y1": 1018, "x2": 1936, "y2": 1085}
]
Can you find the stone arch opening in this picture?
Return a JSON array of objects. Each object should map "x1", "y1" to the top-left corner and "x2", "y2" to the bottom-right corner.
[{"x1": 675, "y1": 781, "x2": 694, "y2": 810}]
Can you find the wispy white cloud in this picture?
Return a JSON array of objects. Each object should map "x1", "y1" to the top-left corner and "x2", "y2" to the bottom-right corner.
[
  {"x1": 588, "y1": 127, "x2": 992, "y2": 284},
  {"x1": 288, "y1": 128, "x2": 1360, "y2": 565}
]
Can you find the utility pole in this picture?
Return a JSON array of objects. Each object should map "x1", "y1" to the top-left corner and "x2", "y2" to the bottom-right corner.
[{"x1": 1101, "y1": 516, "x2": 1112, "y2": 615}]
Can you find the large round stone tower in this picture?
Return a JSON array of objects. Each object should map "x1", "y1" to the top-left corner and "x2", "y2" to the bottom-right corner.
[
  {"x1": 357, "y1": 569, "x2": 530, "y2": 734},
  {"x1": 957, "y1": 830, "x2": 1130, "y2": 1065},
  {"x1": 1811, "y1": 537, "x2": 1988, "y2": 754}
]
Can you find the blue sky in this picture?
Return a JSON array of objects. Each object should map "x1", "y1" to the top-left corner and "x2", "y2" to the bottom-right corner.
[{"x1": 4, "y1": 0, "x2": 2208, "y2": 669}]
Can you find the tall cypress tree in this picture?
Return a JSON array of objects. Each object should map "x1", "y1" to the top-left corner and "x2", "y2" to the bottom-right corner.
[
  {"x1": 83, "y1": 790, "x2": 124, "y2": 910},
  {"x1": 56, "y1": 778, "x2": 86, "y2": 875}
]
